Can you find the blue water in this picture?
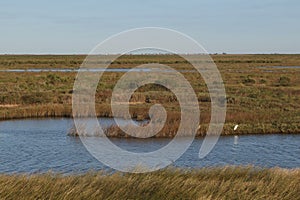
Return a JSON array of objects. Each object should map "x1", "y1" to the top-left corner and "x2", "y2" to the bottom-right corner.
[
  {"x1": 258, "y1": 66, "x2": 300, "y2": 69},
  {"x1": 1, "y1": 66, "x2": 299, "y2": 73},
  {"x1": 0, "y1": 68, "x2": 195, "y2": 73},
  {"x1": 0, "y1": 118, "x2": 299, "y2": 174}
]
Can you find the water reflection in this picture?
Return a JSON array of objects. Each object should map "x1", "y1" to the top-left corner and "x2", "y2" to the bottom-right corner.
[{"x1": 0, "y1": 118, "x2": 299, "y2": 174}]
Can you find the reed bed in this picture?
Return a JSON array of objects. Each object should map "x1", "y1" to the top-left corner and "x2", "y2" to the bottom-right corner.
[
  {"x1": 1, "y1": 103, "x2": 299, "y2": 136},
  {"x1": 95, "y1": 122, "x2": 300, "y2": 137}
]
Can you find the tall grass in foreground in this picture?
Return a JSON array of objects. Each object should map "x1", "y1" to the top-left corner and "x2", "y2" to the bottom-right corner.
[{"x1": 0, "y1": 167, "x2": 299, "y2": 200}]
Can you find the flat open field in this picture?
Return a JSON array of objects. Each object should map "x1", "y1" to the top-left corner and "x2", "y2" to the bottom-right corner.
[
  {"x1": 0, "y1": 54, "x2": 299, "y2": 136},
  {"x1": 0, "y1": 167, "x2": 299, "y2": 200}
]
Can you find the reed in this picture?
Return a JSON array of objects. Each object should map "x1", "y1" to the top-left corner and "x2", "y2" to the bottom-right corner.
[
  {"x1": 101, "y1": 122, "x2": 300, "y2": 137},
  {"x1": 0, "y1": 167, "x2": 299, "y2": 200}
]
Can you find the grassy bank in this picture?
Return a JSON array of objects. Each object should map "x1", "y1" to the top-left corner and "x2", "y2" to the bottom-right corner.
[
  {"x1": 0, "y1": 167, "x2": 299, "y2": 200},
  {"x1": 0, "y1": 54, "x2": 299, "y2": 136}
]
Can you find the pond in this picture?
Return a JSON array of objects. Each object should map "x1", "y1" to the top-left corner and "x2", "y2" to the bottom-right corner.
[
  {"x1": 0, "y1": 68, "x2": 195, "y2": 73},
  {"x1": 258, "y1": 66, "x2": 300, "y2": 69},
  {"x1": 0, "y1": 118, "x2": 299, "y2": 174}
]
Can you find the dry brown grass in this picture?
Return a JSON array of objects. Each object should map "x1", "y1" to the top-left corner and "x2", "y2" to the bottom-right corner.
[
  {"x1": 0, "y1": 104, "x2": 19, "y2": 108},
  {"x1": 1, "y1": 54, "x2": 300, "y2": 135},
  {"x1": 0, "y1": 167, "x2": 299, "y2": 200}
]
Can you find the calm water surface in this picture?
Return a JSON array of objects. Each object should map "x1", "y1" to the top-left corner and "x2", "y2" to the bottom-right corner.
[
  {"x1": 0, "y1": 118, "x2": 299, "y2": 174},
  {"x1": 258, "y1": 66, "x2": 300, "y2": 69},
  {"x1": 0, "y1": 68, "x2": 195, "y2": 73},
  {"x1": 1, "y1": 66, "x2": 300, "y2": 73}
]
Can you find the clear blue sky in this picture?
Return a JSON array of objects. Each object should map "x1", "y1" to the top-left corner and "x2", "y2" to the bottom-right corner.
[{"x1": 1, "y1": 0, "x2": 299, "y2": 54}]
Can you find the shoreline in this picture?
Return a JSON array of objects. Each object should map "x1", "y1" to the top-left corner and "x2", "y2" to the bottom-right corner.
[{"x1": 1, "y1": 105, "x2": 299, "y2": 136}]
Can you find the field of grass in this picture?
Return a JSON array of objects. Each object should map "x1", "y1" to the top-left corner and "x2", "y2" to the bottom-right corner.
[
  {"x1": 0, "y1": 55, "x2": 299, "y2": 199},
  {"x1": 0, "y1": 54, "x2": 299, "y2": 136},
  {"x1": 0, "y1": 167, "x2": 299, "y2": 200}
]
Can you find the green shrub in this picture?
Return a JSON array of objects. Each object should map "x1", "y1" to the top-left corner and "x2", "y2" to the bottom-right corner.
[
  {"x1": 248, "y1": 93, "x2": 258, "y2": 99},
  {"x1": 226, "y1": 96, "x2": 236, "y2": 104},
  {"x1": 259, "y1": 79, "x2": 267, "y2": 84},
  {"x1": 21, "y1": 92, "x2": 52, "y2": 104},
  {"x1": 241, "y1": 76, "x2": 256, "y2": 85},
  {"x1": 46, "y1": 74, "x2": 61, "y2": 85},
  {"x1": 198, "y1": 95, "x2": 211, "y2": 102},
  {"x1": 278, "y1": 76, "x2": 291, "y2": 87}
]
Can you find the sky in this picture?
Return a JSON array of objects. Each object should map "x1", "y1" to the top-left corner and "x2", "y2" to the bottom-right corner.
[{"x1": 0, "y1": 0, "x2": 299, "y2": 54}]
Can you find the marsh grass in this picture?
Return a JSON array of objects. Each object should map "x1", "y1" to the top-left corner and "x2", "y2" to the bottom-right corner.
[
  {"x1": 96, "y1": 122, "x2": 300, "y2": 137},
  {"x1": 0, "y1": 167, "x2": 299, "y2": 200},
  {"x1": 1, "y1": 54, "x2": 300, "y2": 135}
]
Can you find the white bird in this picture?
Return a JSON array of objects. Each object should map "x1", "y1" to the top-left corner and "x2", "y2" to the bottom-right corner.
[
  {"x1": 234, "y1": 125, "x2": 239, "y2": 144},
  {"x1": 234, "y1": 124, "x2": 239, "y2": 131}
]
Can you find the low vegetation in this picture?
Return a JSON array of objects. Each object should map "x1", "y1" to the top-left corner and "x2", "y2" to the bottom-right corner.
[
  {"x1": 0, "y1": 54, "x2": 300, "y2": 136},
  {"x1": 0, "y1": 167, "x2": 299, "y2": 200}
]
